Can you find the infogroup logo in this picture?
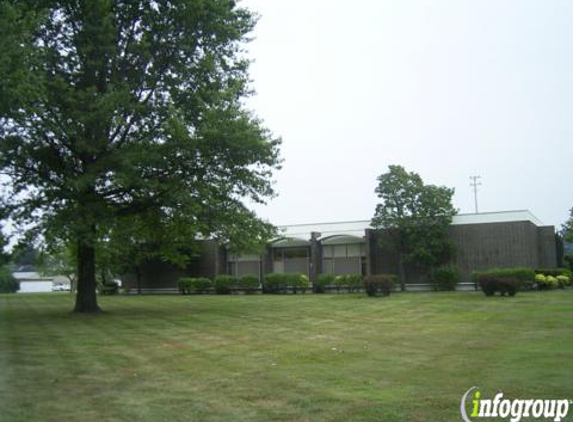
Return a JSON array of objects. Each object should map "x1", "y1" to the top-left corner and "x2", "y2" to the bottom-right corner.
[{"x1": 460, "y1": 387, "x2": 571, "y2": 422}]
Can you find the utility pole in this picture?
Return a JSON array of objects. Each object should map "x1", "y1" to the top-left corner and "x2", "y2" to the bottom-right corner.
[{"x1": 469, "y1": 175, "x2": 481, "y2": 213}]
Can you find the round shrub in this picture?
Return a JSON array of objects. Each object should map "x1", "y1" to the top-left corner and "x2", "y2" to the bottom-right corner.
[
  {"x1": 477, "y1": 275, "x2": 520, "y2": 296},
  {"x1": 178, "y1": 277, "x2": 212, "y2": 294},
  {"x1": 214, "y1": 275, "x2": 236, "y2": 294},
  {"x1": 238, "y1": 275, "x2": 259, "y2": 293},
  {"x1": 546, "y1": 275, "x2": 558, "y2": 289},
  {"x1": 363, "y1": 274, "x2": 397, "y2": 297},
  {"x1": 474, "y1": 268, "x2": 535, "y2": 291},
  {"x1": 344, "y1": 274, "x2": 363, "y2": 292},
  {"x1": 264, "y1": 273, "x2": 308, "y2": 294},
  {"x1": 556, "y1": 275, "x2": 570, "y2": 288},
  {"x1": 334, "y1": 275, "x2": 345, "y2": 292},
  {"x1": 429, "y1": 265, "x2": 460, "y2": 291},
  {"x1": 315, "y1": 274, "x2": 335, "y2": 293}
]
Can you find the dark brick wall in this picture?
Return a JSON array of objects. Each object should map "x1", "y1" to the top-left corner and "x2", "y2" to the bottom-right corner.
[
  {"x1": 447, "y1": 221, "x2": 540, "y2": 282},
  {"x1": 537, "y1": 226, "x2": 558, "y2": 268},
  {"x1": 123, "y1": 221, "x2": 557, "y2": 290},
  {"x1": 367, "y1": 221, "x2": 557, "y2": 284}
]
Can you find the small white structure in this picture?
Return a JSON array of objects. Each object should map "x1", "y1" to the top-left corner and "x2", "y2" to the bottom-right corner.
[{"x1": 13, "y1": 272, "x2": 71, "y2": 293}]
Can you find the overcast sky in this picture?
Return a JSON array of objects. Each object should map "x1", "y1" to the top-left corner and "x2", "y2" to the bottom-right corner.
[{"x1": 241, "y1": 0, "x2": 573, "y2": 229}]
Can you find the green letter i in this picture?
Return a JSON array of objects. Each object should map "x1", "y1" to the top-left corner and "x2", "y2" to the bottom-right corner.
[{"x1": 471, "y1": 391, "x2": 481, "y2": 417}]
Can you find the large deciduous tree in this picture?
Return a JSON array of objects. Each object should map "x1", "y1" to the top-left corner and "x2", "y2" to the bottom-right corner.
[
  {"x1": 371, "y1": 165, "x2": 457, "y2": 290},
  {"x1": 0, "y1": 1, "x2": 281, "y2": 312},
  {"x1": 562, "y1": 208, "x2": 573, "y2": 271}
]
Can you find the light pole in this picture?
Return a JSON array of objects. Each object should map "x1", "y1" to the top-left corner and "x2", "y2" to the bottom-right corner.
[{"x1": 469, "y1": 175, "x2": 481, "y2": 213}]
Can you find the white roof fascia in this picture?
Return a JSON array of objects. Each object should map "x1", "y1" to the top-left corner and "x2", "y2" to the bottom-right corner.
[{"x1": 276, "y1": 210, "x2": 545, "y2": 239}]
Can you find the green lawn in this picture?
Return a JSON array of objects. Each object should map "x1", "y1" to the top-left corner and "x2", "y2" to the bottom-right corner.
[{"x1": 1, "y1": 291, "x2": 572, "y2": 422}]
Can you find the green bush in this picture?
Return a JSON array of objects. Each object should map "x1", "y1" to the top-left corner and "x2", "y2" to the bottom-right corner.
[
  {"x1": 364, "y1": 274, "x2": 397, "y2": 297},
  {"x1": 535, "y1": 274, "x2": 557, "y2": 290},
  {"x1": 0, "y1": 267, "x2": 19, "y2": 293},
  {"x1": 178, "y1": 277, "x2": 212, "y2": 295},
  {"x1": 536, "y1": 268, "x2": 572, "y2": 289},
  {"x1": 296, "y1": 274, "x2": 310, "y2": 294},
  {"x1": 334, "y1": 275, "x2": 345, "y2": 292},
  {"x1": 344, "y1": 274, "x2": 363, "y2": 292},
  {"x1": 332, "y1": 274, "x2": 363, "y2": 293},
  {"x1": 472, "y1": 267, "x2": 535, "y2": 291},
  {"x1": 476, "y1": 274, "x2": 520, "y2": 296},
  {"x1": 429, "y1": 266, "x2": 460, "y2": 291},
  {"x1": 238, "y1": 275, "x2": 260, "y2": 293},
  {"x1": 535, "y1": 267, "x2": 573, "y2": 279},
  {"x1": 315, "y1": 274, "x2": 335, "y2": 293},
  {"x1": 264, "y1": 273, "x2": 308, "y2": 294},
  {"x1": 264, "y1": 273, "x2": 286, "y2": 293},
  {"x1": 556, "y1": 275, "x2": 571, "y2": 288},
  {"x1": 214, "y1": 275, "x2": 236, "y2": 294}
]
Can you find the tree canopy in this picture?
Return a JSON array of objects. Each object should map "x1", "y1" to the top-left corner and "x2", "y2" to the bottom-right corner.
[
  {"x1": 562, "y1": 208, "x2": 573, "y2": 242},
  {"x1": 562, "y1": 208, "x2": 573, "y2": 271},
  {"x1": 0, "y1": 0, "x2": 281, "y2": 312},
  {"x1": 371, "y1": 165, "x2": 457, "y2": 289}
]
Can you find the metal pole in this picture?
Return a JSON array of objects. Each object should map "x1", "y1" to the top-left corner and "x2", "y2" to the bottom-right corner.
[{"x1": 469, "y1": 175, "x2": 482, "y2": 213}]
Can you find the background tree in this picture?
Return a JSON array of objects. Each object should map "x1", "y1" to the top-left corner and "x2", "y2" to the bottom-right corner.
[
  {"x1": 37, "y1": 243, "x2": 77, "y2": 291},
  {"x1": 10, "y1": 243, "x2": 39, "y2": 269},
  {"x1": 0, "y1": 230, "x2": 10, "y2": 267},
  {"x1": 0, "y1": 229, "x2": 18, "y2": 293},
  {"x1": 561, "y1": 208, "x2": 573, "y2": 271},
  {"x1": 0, "y1": 1, "x2": 281, "y2": 312},
  {"x1": 371, "y1": 165, "x2": 457, "y2": 290}
]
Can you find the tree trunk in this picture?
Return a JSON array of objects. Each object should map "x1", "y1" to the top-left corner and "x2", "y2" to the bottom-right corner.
[
  {"x1": 135, "y1": 265, "x2": 142, "y2": 295},
  {"x1": 398, "y1": 253, "x2": 406, "y2": 292},
  {"x1": 74, "y1": 238, "x2": 101, "y2": 313}
]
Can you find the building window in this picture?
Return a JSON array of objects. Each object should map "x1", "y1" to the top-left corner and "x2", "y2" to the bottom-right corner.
[
  {"x1": 322, "y1": 243, "x2": 366, "y2": 275},
  {"x1": 227, "y1": 254, "x2": 262, "y2": 280},
  {"x1": 272, "y1": 247, "x2": 310, "y2": 275}
]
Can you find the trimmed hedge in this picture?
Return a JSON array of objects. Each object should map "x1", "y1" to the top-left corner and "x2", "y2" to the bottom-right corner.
[
  {"x1": 337, "y1": 274, "x2": 363, "y2": 293},
  {"x1": 178, "y1": 277, "x2": 212, "y2": 294},
  {"x1": 535, "y1": 274, "x2": 571, "y2": 290},
  {"x1": 214, "y1": 275, "x2": 236, "y2": 295},
  {"x1": 315, "y1": 274, "x2": 335, "y2": 293},
  {"x1": 472, "y1": 267, "x2": 535, "y2": 291},
  {"x1": 535, "y1": 268, "x2": 571, "y2": 289},
  {"x1": 0, "y1": 267, "x2": 19, "y2": 293},
  {"x1": 476, "y1": 274, "x2": 520, "y2": 296},
  {"x1": 429, "y1": 265, "x2": 460, "y2": 291},
  {"x1": 556, "y1": 275, "x2": 571, "y2": 288},
  {"x1": 364, "y1": 274, "x2": 397, "y2": 297},
  {"x1": 264, "y1": 273, "x2": 310, "y2": 294},
  {"x1": 535, "y1": 267, "x2": 572, "y2": 279},
  {"x1": 238, "y1": 275, "x2": 260, "y2": 293}
]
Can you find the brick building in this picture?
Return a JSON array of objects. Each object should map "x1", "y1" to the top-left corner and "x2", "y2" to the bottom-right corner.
[{"x1": 123, "y1": 210, "x2": 557, "y2": 292}]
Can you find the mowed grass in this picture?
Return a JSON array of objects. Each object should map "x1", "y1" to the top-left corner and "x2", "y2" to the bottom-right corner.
[{"x1": 1, "y1": 291, "x2": 572, "y2": 422}]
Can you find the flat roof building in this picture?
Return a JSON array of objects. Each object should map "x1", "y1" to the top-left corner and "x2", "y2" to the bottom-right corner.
[{"x1": 123, "y1": 210, "x2": 557, "y2": 292}]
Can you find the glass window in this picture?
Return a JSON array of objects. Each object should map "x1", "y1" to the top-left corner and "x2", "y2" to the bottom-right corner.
[
  {"x1": 283, "y1": 247, "x2": 308, "y2": 259},
  {"x1": 322, "y1": 258, "x2": 334, "y2": 274},
  {"x1": 333, "y1": 245, "x2": 347, "y2": 258},
  {"x1": 237, "y1": 261, "x2": 260, "y2": 279},
  {"x1": 273, "y1": 248, "x2": 283, "y2": 261},
  {"x1": 346, "y1": 244, "x2": 362, "y2": 257},
  {"x1": 273, "y1": 260, "x2": 284, "y2": 273}
]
